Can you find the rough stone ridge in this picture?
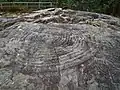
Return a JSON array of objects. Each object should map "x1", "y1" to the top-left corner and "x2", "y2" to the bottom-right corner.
[{"x1": 0, "y1": 8, "x2": 120, "y2": 90}]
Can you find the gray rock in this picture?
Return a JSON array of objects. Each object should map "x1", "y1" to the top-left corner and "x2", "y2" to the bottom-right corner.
[{"x1": 0, "y1": 8, "x2": 120, "y2": 90}]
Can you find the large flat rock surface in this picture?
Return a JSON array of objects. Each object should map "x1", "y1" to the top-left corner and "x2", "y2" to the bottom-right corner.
[{"x1": 0, "y1": 8, "x2": 120, "y2": 90}]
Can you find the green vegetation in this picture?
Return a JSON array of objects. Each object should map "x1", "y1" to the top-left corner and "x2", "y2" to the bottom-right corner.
[
  {"x1": 58, "y1": 0, "x2": 120, "y2": 16},
  {"x1": 0, "y1": 0, "x2": 56, "y2": 2},
  {"x1": 0, "y1": 0, "x2": 120, "y2": 16}
]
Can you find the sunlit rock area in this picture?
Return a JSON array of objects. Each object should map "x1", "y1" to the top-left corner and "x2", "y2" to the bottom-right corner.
[{"x1": 0, "y1": 8, "x2": 120, "y2": 90}]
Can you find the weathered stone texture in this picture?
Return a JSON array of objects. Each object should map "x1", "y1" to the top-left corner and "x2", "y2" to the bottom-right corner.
[{"x1": 0, "y1": 8, "x2": 120, "y2": 90}]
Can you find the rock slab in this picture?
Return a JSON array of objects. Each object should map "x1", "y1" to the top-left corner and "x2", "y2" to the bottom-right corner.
[{"x1": 0, "y1": 8, "x2": 120, "y2": 90}]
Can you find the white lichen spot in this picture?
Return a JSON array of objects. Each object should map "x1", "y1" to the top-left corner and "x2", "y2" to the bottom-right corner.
[
  {"x1": 11, "y1": 82, "x2": 14, "y2": 84},
  {"x1": 17, "y1": 53, "x2": 20, "y2": 56},
  {"x1": 117, "y1": 31, "x2": 120, "y2": 33},
  {"x1": 19, "y1": 29, "x2": 23, "y2": 31},
  {"x1": 25, "y1": 63, "x2": 28, "y2": 65},
  {"x1": 17, "y1": 25, "x2": 21, "y2": 29},
  {"x1": 81, "y1": 64, "x2": 84, "y2": 67},
  {"x1": 24, "y1": 79, "x2": 27, "y2": 83}
]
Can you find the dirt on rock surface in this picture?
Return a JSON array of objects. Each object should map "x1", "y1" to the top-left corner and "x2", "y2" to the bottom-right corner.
[{"x1": 0, "y1": 8, "x2": 120, "y2": 90}]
